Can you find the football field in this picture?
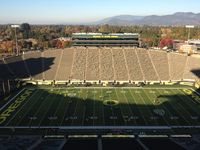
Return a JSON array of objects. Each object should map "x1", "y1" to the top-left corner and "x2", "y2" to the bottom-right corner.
[{"x1": 0, "y1": 86, "x2": 200, "y2": 129}]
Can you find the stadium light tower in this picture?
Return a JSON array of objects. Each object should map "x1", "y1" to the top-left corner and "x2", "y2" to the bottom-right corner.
[
  {"x1": 11, "y1": 24, "x2": 20, "y2": 55},
  {"x1": 186, "y1": 25, "x2": 194, "y2": 42}
]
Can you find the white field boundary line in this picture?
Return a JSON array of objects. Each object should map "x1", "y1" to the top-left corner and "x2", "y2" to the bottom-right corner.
[
  {"x1": 5, "y1": 89, "x2": 39, "y2": 126},
  {"x1": 0, "y1": 88, "x2": 25, "y2": 111},
  {"x1": 1, "y1": 126, "x2": 200, "y2": 129},
  {"x1": 191, "y1": 88, "x2": 200, "y2": 97}
]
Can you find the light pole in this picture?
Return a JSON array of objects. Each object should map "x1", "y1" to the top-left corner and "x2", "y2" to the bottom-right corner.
[
  {"x1": 11, "y1": 24, "x2": 20, "y2": 55},
  {"x1": 186, "y1": 25, "x2": 194, "y2": 42}
]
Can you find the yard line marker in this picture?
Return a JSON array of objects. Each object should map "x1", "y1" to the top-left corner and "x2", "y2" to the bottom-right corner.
[{"x1": 128, "y1": 89, "x2": 148, "y2": 125}]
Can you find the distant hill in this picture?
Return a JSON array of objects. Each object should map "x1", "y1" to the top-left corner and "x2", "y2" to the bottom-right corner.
[{"x1": 95, "y1": 12, "x2": 200, "y2": 26}]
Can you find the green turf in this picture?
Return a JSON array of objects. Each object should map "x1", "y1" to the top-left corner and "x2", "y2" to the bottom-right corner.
[{"x1": 0, "y1": 87, "x2": 200, "y2": 127}]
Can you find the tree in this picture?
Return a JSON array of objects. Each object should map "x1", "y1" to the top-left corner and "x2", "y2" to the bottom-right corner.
[
  {"x1": 20, "y1": 23, "x2": 31, "y2": 39},
  {"x1": 159, "y1": 38, "x2": 173, "y2": 49}
]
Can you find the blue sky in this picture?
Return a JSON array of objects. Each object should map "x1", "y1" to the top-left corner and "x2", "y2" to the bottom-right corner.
[{"x1": 0, "y1": 0, "x2": 200, "y2": 24}]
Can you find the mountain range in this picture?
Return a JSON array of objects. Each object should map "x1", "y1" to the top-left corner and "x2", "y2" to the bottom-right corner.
[{"x1": 94, "y1": 12, "x2": 200, "y2": 26}]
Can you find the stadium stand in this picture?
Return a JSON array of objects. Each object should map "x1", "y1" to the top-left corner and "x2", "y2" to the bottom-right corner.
[
  {"x1": 183, "y1": 56, "x2": 200, "y2": 81},
  {"x1": 23, "y1": 51, "x2": 43, "y2": 79},
  {"x1": 0, "y1": 48, "x2": 200, "y2": 83},
  {"x1": 0, "y1": 59, "x2": 13, "y2": 80},
  {"x1": 102, "y1": 138, "x2": 144, "y2": 150},
  {"x1": 43, "y1": 49, "x2": 62, "y2": 80},
  {"x1": 62, "y1": 138, "x2": 98, "y2": 150},
  {"x1": 123, "y1": 48, "x2": 144, "y2": 81},
  {"x1": 0, "y1": 136, "x2": 40, "y2": 150},
  {"x1": 86, "y1": 47, "x2": 100, "y2": 80},
  {"x1": 55, "y1": 48, "x2": 74, "y2": 81},
  {"x1": 99, "y1": 47, "x2": 115, "y2": 81},
  {"x1": 149, "y1": 50, "x2": 170, "y2": 81},
  {"x1": 71, "y1": 47, "x2": 87, "y2": 80},
  {"x1": 136, "y1": 49, "x2": 159, "y2": 81},
  {"x1": 4, "y1": 56, "x2": 29, "y2": 79},
  {"x1": 168, "y1": 53, "x2": 187, "y2": 81},
  {"x1": 111, "y1": 48, "x2": 129, "y2": 81},
  {"x1": 33, "y1": 139, "x2": 65, "y2": 150},
  {"x1": 171, "y1": 137, "x2": 200, "y2": 150},
  {"x1": 140, "y1": 137, "x2": 185, "y2": 150}
]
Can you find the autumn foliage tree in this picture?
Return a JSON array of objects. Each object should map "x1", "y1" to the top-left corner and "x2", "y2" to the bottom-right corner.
[{"x1": 159, "y1": 38, "x2": 173, "y2": 48}]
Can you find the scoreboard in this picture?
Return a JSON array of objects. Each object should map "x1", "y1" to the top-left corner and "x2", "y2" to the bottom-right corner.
[{"x1": 72, "y1": 33, "x2": 140, "y2": 47}]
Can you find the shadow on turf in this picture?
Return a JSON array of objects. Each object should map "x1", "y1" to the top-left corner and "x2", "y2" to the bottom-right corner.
[
  {"x1": 11, "y1": 86, "x2": 200, "y2": 128},
  {"x1": 0, "y1": 55, "x2": 55, "y2": 80}
]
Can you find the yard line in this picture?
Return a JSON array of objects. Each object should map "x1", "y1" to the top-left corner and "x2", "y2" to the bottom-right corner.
[
  {"x1": 27, "y1": 89, "x2": 54, "y2": 126},
  {"x1": 71, "y1": 90, "x2": 82, "y2": 126},
  {"x1": 59, "y1": 90, "x2": 72, "y2": 126},
  {"x1": 159, "y1": 89, "x2": 191, "y2": 126},
  {"x1": 14, "y1": 90, "x2": 45, "y2": 126},
  {"x1": 169, "y1": 89, "x2": 196, "y2": 118},
  {"x1": 177, "y1": 89, "x2": 200, "y2": 115},
  {"x1": 136, "y1": 89, "x2": 158, "y2": 125},
  {"x1": 142, "y1": 89, "x2": 170, "y2": 126},
  {"x1": 5, "y1": 89, "x2": 38, "y2": 126},
  {"x1": 93, "y1": 88, "x2": 96, "y2": 126},
  {"x1": 153, "y1": 89, "x2": 180, "y2": 126},
  {"x1": 114, "y1": 88, "x2": 135, "y2": 125},
  {"x1": 81, "y1": 89, "x2": 88, "y2": 126},
  {"x1": 109, "y1": 89, "x2": 116, "y2": 126},
  {"x1": 170, "y1": 89, "x2": 199, "y2": 125},
  {"x1": 49, "y1": 90, "x2": 66, "y2": 126},
  {"x1": 36, "y1": 89, "x2": 61, "y2": 127},
  {"x1": 102, "y1": 89, "x2": 114, "y2": 126},
  {"x1": 127, "y1": 89, "x2": 148, "y2": 125},
  {"x1": 101, "y1": 88, "x2": 105, "y2": 126}
]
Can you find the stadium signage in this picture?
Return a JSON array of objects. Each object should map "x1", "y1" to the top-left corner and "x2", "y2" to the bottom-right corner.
[
  {"x1": 0, "y1": 89, "x2": 34, "y2": 124},
  {"x1": 182, "y1": 89, "x2": 200, "y2": 102},
  {"x1": 93, "y1": 35, "x2": 118, "y2": 38}
]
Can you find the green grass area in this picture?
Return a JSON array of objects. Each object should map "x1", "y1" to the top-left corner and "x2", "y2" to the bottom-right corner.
[{"x1": 0, "y1": 86, "x2": 200, "y2": 128}]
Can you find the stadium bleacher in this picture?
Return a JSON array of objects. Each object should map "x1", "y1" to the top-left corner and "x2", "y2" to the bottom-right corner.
[
  {"x1": 43, "y1": 49, "x2": 62, "y2": 80},
  {"x1": 86, "y1": 47, "x2": 100, "y2": 80},
  {"x1": 168, "y1": 53, "x2": 187, "y2": 81},
  {"x1": 71, "y1": 47, "x2": 87, "y2": 80},
  {"x1": 0, "y1": 48, "x2": 199, "y2": 83},
  {"x1": 124, "y1": 48, "x2": 144, "y2": 81},
  {"x1": 183, "y1": 56, "x2": 200, "y2": 81},
  {"x1": 112, "y1": 48, "x2": 129, "y2": 81},
  {"x1": 99, "y1": 48, "x2": 115, "y2": 81},
  {"x1": 136, "y1": 49, "x2": 159, "y2": 81},
  {"x1": 55, "y1": 48, "x2": 74, "y2": 81},
  {"x1": 23, "y1": 51, "x2": 43, "y2": 79},
  {"x1": 140, "y1": 137, "x2": 185, "y2": 150},
  {"x1": 149, "y1": 50, "x2": 170, "y2": 81}
]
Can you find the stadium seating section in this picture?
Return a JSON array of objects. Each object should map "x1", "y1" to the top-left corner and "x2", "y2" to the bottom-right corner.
[
  {"x1": 0, "y1": 47, "x2": 200, "y2": 82},
  {"x1": 1, "y1": 136, "x2": 200, "y2": 150}
]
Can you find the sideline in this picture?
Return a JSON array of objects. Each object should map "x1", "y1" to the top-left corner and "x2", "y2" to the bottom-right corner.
[{"x1": 0, "y1": 88, "x2": 25, "y2": 112}]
